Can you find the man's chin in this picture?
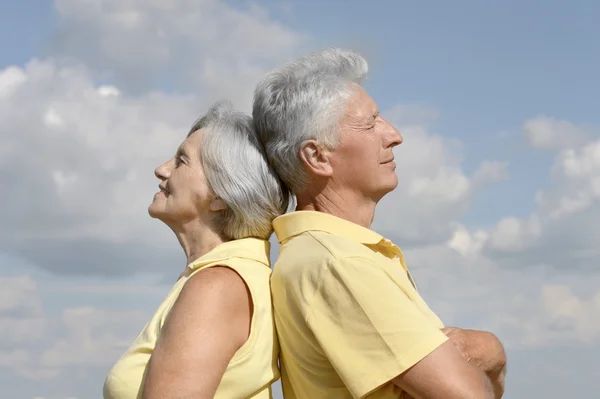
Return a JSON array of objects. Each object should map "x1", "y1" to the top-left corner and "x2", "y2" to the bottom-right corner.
[
  {"x1": 374, "y1": 179, "x2": 399, "y2": 202},
  {"x1": 383, "y1": 177, "x2": 399, "y2": 192}
]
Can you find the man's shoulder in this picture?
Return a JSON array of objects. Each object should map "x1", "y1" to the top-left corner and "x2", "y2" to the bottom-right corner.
[
  {"x1": 274, "y1": 230, "x2": 376, "y2": 278},
  {"x1": 271, "y1": 231, "x2": 378, "y2": 301},
  {"x1": 286, "y1": 230, "x2": 374, "y2": 257}
]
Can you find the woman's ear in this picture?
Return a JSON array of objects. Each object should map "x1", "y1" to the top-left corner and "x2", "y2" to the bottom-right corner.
[{"x1": 209, "y1": 197, "x2": 228, "y2": 212}]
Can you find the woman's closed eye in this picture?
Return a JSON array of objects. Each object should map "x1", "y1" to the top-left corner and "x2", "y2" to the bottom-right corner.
[{"x1": 175, "y1": 154, "x2": 187, "y2": 167}]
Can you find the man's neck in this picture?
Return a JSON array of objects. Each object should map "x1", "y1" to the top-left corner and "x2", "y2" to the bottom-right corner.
[{"x1": 296, "y1": 186, "x2": 377, "y2": 229}]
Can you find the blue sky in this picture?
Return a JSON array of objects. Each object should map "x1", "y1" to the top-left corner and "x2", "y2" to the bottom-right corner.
[{"x1": 1, "y1": 1, "x2": 599, "y2": 398}]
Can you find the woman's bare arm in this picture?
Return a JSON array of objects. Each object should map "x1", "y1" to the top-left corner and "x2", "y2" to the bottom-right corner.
[{"x1": 142, "y1": 266, "x2": 252, "y2": 399}]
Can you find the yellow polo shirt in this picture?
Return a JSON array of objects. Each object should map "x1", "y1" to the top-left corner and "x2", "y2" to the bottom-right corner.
[
  {"x1": 103, "y1": 238, "x2": 279, "y2": 399},
  {"x1": 271, "y1": 211, "x2": 448, "y2": 399}
]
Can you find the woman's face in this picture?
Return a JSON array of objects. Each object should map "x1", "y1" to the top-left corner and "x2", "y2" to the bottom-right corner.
[{"x1": 148, "y1": 129, "x2": 214, "y2": 228}]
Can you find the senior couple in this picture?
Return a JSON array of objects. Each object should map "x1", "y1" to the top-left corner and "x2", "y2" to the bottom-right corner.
[{"x1": 104, "y1": 49, "x2": 507, "y2": 399}]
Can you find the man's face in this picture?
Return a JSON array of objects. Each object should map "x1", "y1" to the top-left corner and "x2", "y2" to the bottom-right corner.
[{"x1": 329, "y1": 85, "x2": 403, "y2": 202}]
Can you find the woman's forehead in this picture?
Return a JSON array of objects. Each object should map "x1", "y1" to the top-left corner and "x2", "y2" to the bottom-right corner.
[{"x1": 181, "y1": 128, "x2": 204, "y2": 153}]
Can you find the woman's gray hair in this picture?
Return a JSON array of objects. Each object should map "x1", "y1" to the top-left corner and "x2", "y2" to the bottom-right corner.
[
  {"x1": 252, "y1": 48, "x2": 368, "y2": 192},
  {"x1": 188, "y1": 100, "x2": 290, "y2": 240}
]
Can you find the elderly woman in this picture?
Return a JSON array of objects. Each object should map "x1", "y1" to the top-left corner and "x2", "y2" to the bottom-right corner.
[{"x1": 103, "y1": 100, "x2": 290, "y2": 399}]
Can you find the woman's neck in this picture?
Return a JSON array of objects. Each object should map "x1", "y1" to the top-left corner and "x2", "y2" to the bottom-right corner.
[{"x1": 171, "y1": 220, "x2": 227, "y2": 266}]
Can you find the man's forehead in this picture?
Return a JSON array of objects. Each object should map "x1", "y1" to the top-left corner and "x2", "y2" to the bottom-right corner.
[{"x1": 347, "y1": 86, "x2": 378, "y2": 116}]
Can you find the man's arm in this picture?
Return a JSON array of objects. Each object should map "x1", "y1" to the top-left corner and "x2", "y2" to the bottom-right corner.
[
  {"x1": 442, "y1": 327, "x2": 507, "y2": 398},
  {"x1": 392, "y1": 340, "x2": 495, "y2": 399},
  {"x1": 306, "y1": 256, "x2": 497, "y2": 399}
]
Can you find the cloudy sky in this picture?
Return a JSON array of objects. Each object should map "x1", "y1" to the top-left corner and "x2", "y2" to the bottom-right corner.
[{"x1": 1, "y1": 0, "x2": 599, "y2": 398}]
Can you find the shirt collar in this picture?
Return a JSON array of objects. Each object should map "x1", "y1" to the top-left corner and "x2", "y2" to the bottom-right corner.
[
  {"x1": 273, "y1": 210, "x2": 384, "y2": 245},
  {"x1": 187, "y1": 237, "x2": 270, "y2": 271},
  {"x1": 274, "y1": 211, "x2": 413, "y2": 286}
]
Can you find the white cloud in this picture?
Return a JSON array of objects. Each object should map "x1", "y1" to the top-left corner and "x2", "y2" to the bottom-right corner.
[
  {"x1": 555, "y1": 140, "x2": 600, "y2": 179},
  {"x1": 373, "y1": 112, "x2": 509, "y2": 246},
  {"x1": 486, "y1": 282, "x2": 600, "y2": 348},
  {"x1": 0, "y1": 275, "x2": 60, "y2": 381},
  {"x1": 0, "y1": 59, "x2": 199, "y2": 275},
  {"x1": 488, "y1": 214, "x2": 541, "y2": 252},
  {"x1": 0, "y1": 66, "x2": 28, "y2": 97},
  {"x1": 402, "y1": 243, "x2": 533, "y2": 339},
  {"x1": 51, "y1": 0, "x2": 308, "y2": 98},
  {"x1": 0, "y1": 276, "x2": 47, "y2": 345},
  {"x1": 472, "y1": 160, "x2": 509, "y2": 186},
  {"x1": 420, "y1": 119, "x2": 600, "y2": 350},
  {"x1": 524, "y1": 115, "x2": 589, "y2": 150},
  {"x1": 391, "y1": 118, "x2": 599, "y2": 350},
  {"x1": 447, "y1": 224, "x2": 488, "y2": 257},
  {"x1": 40, "y1": 307, "x2": 145, "y2": 368},
  {"x1": 44, "y1": 281, "x2": 167, "y2": 296},
  {"x1": 0, "y1": 349, "x2": 30, "y2": 367},
  {"x1": 1, "y1": 0, "x2": 308, "y2": 277},
  {"x1": 548, "y1": 187, "x2": 597, "y2": 219},
  {"x1": 0, "y1": 59, "x2": 251, "y2": 275},
  {"x1": 538, "y1": 284, "x2": 600, "y2": 344},
  {"x1": 404, "y1": 243, "x2": 600, "y2": 349},
  {"x1": 97, "y1": 85, "x2": 120, "y2": 98},
  {"x1": 43, "y1": 108, "x2": 65, "y2": 129},
  {"x1": 367, "y1": 110, "x2": 595, "y2": 350},
  {"x1": 443, "y1": 123, "x2": 599, "y2": 271},
  {"x1": 408, "y1": 167, "x2": 470, "y2": 202},
  {"x1": 0, "y1": 275, "x2": 150, "y2": 383}
]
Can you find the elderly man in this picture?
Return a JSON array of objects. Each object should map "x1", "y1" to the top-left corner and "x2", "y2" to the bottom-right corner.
[{"x1": 253, "y1": 48, "x2": 506, "y2": 399}]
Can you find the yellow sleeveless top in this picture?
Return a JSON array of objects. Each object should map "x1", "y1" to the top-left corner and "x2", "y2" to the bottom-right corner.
[{"x1": 103, "y1": 238, "x2": 280, "y2": 399}]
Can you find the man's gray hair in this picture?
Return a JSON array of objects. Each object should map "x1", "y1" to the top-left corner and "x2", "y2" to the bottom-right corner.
[
  {"x1": 252, "y1": 48, "x2": 368, "y2": 192},
  {"x1": 189, "y1": 100, "x2": 290, "y2": 240}
]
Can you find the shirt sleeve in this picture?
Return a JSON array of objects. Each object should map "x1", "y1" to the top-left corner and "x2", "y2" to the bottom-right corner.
[{"x1": 306, "y1": 255, "x2": 448, "y2": 399}]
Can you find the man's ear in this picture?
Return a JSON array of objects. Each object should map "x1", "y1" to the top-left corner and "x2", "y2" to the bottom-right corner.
[
  {"x1": 298, "y1": 140, "x2": 333, "y2": 177},
  {"x1": 209, "y1": 197, "x2": 228, "y2": 212}
]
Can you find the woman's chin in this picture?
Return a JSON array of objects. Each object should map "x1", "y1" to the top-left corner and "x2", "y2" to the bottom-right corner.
[{"x1": 148, "y1": 203, "x2": 166, "y2": 220}]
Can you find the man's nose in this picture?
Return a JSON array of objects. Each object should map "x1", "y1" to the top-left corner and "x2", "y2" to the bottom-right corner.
[{"x1": 383, "y1": 118, "x2": 403, "y2": 148}]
